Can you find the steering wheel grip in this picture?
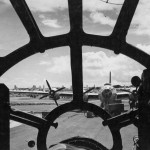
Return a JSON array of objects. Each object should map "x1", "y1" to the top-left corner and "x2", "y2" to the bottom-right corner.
[{"x1": 37, "y1": 102, "x2": 122, "y2": 150}]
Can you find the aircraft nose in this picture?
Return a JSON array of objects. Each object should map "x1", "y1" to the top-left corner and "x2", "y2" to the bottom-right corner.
[{"x1": 102, "y1": 89, "x2": 112, "y2": 99}]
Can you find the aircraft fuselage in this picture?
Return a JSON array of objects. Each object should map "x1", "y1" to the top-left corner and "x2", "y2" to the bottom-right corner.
[{"x1": 98, "y1": 83, "x2": 117, "y2": 112}]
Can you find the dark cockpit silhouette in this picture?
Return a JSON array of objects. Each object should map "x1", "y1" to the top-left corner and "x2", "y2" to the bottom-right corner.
[{"x1": 1, "y1": 0, "x2": 150, "y2": 150}]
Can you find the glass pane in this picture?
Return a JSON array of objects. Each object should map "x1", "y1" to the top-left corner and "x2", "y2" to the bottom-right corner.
[
  {"x1": 47, "y1": 111, "x2": 113, "y2": 149},
  {"x1": 0, "y1": 1, "x2": 29, "y2": 56},
  {"x1": 127, "y1": 0, "x2": 150, "y2": 55},
  {"x1": 1, "y1": 47, "x2": 71, "y2": 89},
  {"x1": 10, "y1": 124, "x2": 38, "y2": 150},
  {"x1": 83, "y1": 0, "x2": 124, "y2": 35},
  {"x1": 25, "y1": 0, "x2": 70, "y2": 37},
  {"x1": 83, "y1": 46, "x2": 144, "y2": 87},
  {"x1": 82, "y1": 46, "x2": 144, "y2": 113}
]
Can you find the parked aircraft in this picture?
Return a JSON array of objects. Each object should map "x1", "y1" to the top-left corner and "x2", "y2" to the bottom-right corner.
[
  {"x1": 39, "y1": 80, "x2": 95, "y2": 106},
  {"x1": 85, "y1": 72, "x2": 130, "y2": 116},
  {"x1": 10, "y1": 80, "x2": 95, "y2": 107},
  {"x1": 39, "y1": 80, "x2": 65, "y2": 106},
  {"x1": 2, "y1": 0, "x2": 148, "y2": 149},
  {"x1": 10, "y1": 89, "x2": 48, "y2": 98},
  {"x1": 98, "y1": 72, "x2": 130, "y2": 115},
  {"x1": 10, "y1": 72, "x2": 129, "y2": 115}
]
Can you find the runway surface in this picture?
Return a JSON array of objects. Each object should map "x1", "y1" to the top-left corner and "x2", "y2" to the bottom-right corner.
[{"x1": 10, "y1": 97, "x2": 137, "y2": 150}]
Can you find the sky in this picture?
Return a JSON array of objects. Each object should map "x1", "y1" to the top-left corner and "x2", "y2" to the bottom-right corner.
[{"x1": 0, "y1": 0, "x2": 150, "y2": 89}]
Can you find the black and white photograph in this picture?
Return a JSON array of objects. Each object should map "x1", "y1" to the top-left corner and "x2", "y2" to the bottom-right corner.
[{"x1": 0, "y1": 0, "x2": 150, "y2": 150}]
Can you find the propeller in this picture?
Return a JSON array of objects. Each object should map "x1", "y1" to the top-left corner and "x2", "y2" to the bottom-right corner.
[
  {"x1": 83, "y1": 86, "x2": 95, "y2": 95},
  {"x1": 83, "y1": 86, "x2": 95, "y2": 103},
  {"x1": 46, "y1": 80, "x2": 51, "y2": 91},
  {"x1": 40, "y1": 80, "x2": 65, "y2": 106}
]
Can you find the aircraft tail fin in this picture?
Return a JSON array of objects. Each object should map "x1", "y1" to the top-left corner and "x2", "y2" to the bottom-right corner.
[
  {"x1": 14, "y1": 85, "x2": 18, "y2": 90},
  {"x1": 109, "y1": 71, "x2": 111, "y2": 84}
]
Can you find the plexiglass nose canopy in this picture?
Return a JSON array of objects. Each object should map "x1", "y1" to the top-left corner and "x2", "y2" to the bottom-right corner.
[{"x1": 0, "y1": 0, "x2": 150, "y2": 103}]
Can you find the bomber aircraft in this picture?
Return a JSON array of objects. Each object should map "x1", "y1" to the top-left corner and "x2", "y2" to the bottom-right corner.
[
  {"x1": 88, "y1": 72, "x2": 130, "y2": 116},
  {"x1": 9, "y1": 79, "x2": 95, "y2": 106},
  {"x1": 2, "y1": 0, "x2": 150, "y2": 149},
  {"x1": 10, "y1": 72, "x2": 129, "y2": 115}
]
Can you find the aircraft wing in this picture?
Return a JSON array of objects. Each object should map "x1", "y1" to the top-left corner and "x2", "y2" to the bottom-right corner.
[
  {"x1": 10, "y1": 90, "x2": 129, "y2": 101},
  {"x1": 10, "y1": 90, "x2": 48, "y2": 95},
  {"x1": 87, "y1": 91, "x2": 130, "y2": 101},
  {"x1": 59, "y1": 92, "x2": 99, "y2": 100},
  {"x1": 10, "y1": 90, "x2": 73, "y2": 99},
  {"x1": 116, "y1": 92, "x2": 129, "y2": 100},
  {"x1": 59, "y1": 92, "x2": 73, "y2": 98},
  {"x1": 59, "y1": 92, "x2": 130, "y2": 100},
  {"x1": 87, "y1": 93, "x2": 99, "y2": 100}
]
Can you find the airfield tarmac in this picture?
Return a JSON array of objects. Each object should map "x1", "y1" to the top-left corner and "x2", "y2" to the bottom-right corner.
[{"x1": 10, "y1": 97, "x2": 137, "y2": 150}]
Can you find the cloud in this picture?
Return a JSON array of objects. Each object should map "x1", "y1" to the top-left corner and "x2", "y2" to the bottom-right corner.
[
  {"x1": 39, "y1": 56, "x2": 70, "y2": 74},
  {"x1": 39, "y1": 14, "x2": 62, "y2": 28},
  {"x1": 39, "y1": 61, "x2": 51, "y2": 65},
  {"x1": 90, "y1": 12, "x2": 115, "y2": 27},
  {"x1": 0, "y1": 0, "x2": 68, "y2": 12},
  {"x1": 83, "y1": 52, "x2": 143, "y2": 79},
  {"x1": 83, "y1": 0, "x2": 121, "y2": 12},
  {"x1": 0, "y1": 77, "x2": 7, "y2": 82},
  {"x1": 136, "y1": 44, "x2": 150, "y2": 55},
  {"x1": 0, "y1": 0, "x2": 10, "y2": 5},
  {"x1": 26, "y1": 0, "x2": 68, "y2": 12},
  {"x1": 41, "y1": 18, "x2": 61, "y2": 28},
  {"x1": 130, "y1": 0, "x2": 150, "y2": 35},
  {"x1": 0, "y1": 74, "x2": 43, "y2": 88},
  {"x1": 82, "y1": 0, "x2": 122, "y2": 29},
  {"x1": 39, "y1": 51, "x2": 144, "y2": 86},
  {"x1": 1, "y1": 0, "x2": 122, "y2": 29},
  {"x1": 82, "y1": 0, "x2": 150, "y2": 36},
  {"x1": 0, "y1": 0, "x2": 122, "y2": 12},
  {"x1": 86, "y1": 54, "x2": 143, "y2": 86},
  {"x1": 1, "y1": 0, "x2": 119, "y2": 12}
]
